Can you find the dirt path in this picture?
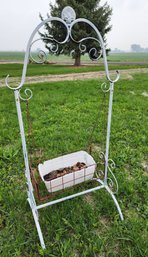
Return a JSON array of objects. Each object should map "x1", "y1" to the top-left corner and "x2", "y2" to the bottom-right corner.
[{"x1": 0, "y1": 68, "x2": 148, "y2": 88}]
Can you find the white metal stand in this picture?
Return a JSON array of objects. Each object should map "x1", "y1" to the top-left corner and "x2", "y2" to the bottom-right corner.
[{"x1": 6, "y1": 6, "x2": 123, "y2": 249}]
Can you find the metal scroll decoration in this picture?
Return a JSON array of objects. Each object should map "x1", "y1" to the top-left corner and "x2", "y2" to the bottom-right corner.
[
  {"x1": 19, "y1": 88, "x2": 33, "y2": 101},
  {"x1": 5, "y1": 6, "x2": 120, "y2": 90},
  {"x1": 101, "y1": 82, "x2": 111, "y2": 93},
  {"x1": 96, "y1": 152, "x2": 118, "y2": 194}
]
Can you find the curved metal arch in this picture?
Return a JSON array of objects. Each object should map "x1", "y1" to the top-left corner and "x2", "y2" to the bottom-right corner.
[
  {"x1": 69, "y1": 18, "x2": 120, "y2": 83},
  {"x1": 5, "y1": 17, "x2": 70, "y2": 90},
  {"x1": 5, "y1": 13, "x2": 120, "y2": 90}
]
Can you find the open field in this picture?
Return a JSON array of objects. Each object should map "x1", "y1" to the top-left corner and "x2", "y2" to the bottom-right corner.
[
  {"x1": 0, "y1": 73, "x2": 147, "y2": 256},
  {"x1": 108, "y1": 52, "x2": 148, "y2": 62},
  {"x1": 0, "y1": 63, "x2": 148, "y2": 79},
  {"x1": 0, "y1": 51, "x2": 148, "y2": 63},
  {"x1": 0, "y1": 52, "x2": 25, "y2": 62}
]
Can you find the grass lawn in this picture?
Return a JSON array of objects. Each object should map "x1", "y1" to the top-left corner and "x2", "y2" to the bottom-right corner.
[
  {"x1": 0, "y1": 63, "x2": 148, "y2": 78},
  {"x1": 0, "y1": 52, "x2": 148, "y2": 63},
  {"x1": 108, "y1": 52, "x2": 148, "y2": 62},
  {"x1": 0, "y1": 74, "x2": 147, "y2": 256},
  {"x1": 0, "y1": 52, "x2": 25, "y2": 62}
]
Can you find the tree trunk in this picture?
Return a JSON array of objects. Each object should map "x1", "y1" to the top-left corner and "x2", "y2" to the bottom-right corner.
[{"x1": 74, "y1": 51, "x2": 81, "y2": 66}]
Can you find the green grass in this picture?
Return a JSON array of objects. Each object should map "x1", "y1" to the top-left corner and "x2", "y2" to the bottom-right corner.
[
  {"x1": 0, "y1": 63, "x2": 148, "y2": 79},
  {"x1": 108, "y1": 52, "x2": 148, "y2": 62},
  {"x1": 0, "y1": 51, "x2": 148, "y2": 63},
  {"x1": 0, "y1": 51, "x2": 25, "y2": 61},
  {"x1": 0, "y1": 74, "x2": 148, "y2": 256}
]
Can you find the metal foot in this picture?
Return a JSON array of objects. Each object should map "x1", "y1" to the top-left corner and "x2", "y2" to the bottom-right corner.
[
  {"x1": 105, "y1": 185, "x2": 124, "y2": 221},
  {"x1": 28, "y1": 198, "x2": 46, "y2": 249}
]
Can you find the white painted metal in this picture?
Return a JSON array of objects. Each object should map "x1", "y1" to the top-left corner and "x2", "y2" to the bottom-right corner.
[
  {"x1": 14, "y1": 90, "x2": 35, "y2": 201},
  {"x1": 105, "y1": 185, "x2": 124, "y2": 221},
  {"x1": 5, "y1": 17, "x2": 70, "y2": 90},
  {"x1": 6, "y1": 6, "x2": 124, "y2": 249},
  {"x1": 69, "y1": 18, "x2": 120, "y2": 83},
  {"x1": 104, "y1": 82, "x2": 114, "y2": 184},
  {"x1": 36, "y1": 185, "x2": 105, "y2": 210},
  {"x1": 96, "y1": 178, "x2": 123, "y2": 220},
  {"x1": 28, "y1": 197, "x2": 46, "y2": 249},
  {"x1": 61, "y1": 6, "x2": 76, "y2": 24}
]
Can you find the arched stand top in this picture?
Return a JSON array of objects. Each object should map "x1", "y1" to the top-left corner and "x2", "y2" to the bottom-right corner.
[{"x1": 5, "y1": 6, "x2": 120, "y2": 91}]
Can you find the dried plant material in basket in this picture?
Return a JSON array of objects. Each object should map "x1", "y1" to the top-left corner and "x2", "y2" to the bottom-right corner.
[
  {"x1": 43, "y1": 162, "x2": 87, "y2": 181},
  {"x1": 38, "y1": 151, "x2": 96, "y2": 193}
]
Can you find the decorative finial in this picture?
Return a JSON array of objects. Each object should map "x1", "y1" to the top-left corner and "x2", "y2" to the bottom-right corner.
[{"x1": 61, "y1": 6, "x2": 76, "y2": 24}]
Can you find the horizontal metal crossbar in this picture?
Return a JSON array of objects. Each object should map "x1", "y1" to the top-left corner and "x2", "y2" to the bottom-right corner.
[{"x1": 36, "y1": 184, "x2": 105, "y2": 210}]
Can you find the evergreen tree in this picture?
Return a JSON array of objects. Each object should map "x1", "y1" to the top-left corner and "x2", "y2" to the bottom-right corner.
[{"x1": 40, "y1": 1, "x2": 112, "y2": 66}]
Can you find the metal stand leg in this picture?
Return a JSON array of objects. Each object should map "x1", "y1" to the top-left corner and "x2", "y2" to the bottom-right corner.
[
  {"x1": 95, "y1": 179, "x2": 124, "y2": 221},
  {"x1": 28, "y1": 198, "x2": 46, "y2": 249},
  {"x1": 105, "y1": 185, "x2": 124, "y2": 221}
]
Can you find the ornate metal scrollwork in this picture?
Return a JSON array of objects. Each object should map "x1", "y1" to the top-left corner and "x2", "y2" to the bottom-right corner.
[
  {"x1": 69, "y1": 21, "x2": 103, "y2": 61},
  {"x1": 5, "y1": 6, "x2": 121, "y2": 90},
  {"x1": 29, "y1": 36, "x2": 65, "y2": 63},
  {"x1": 29, "y1": 6, "x2": 104, "y2": 63},
  {"x1": 19, "y1": 88, "x2": 33, "y2": 101},
  {"x1": 95, "y1": 152, "x2": 119, "y2": 194},
  {"x1": 78, "y1": 38, "x2": 102, "y2": 61},
  {"x1": 61, "y1": 6, "x2": 76, "y2": 25},
  {"x1": 29, "y1": 39, "x2": 48, "y2": 64},
  {"x1": 89, "y1": 47, "x2": 102, "y2": 61},
  {"x1": 5, "y1": 75, "x2": 21, "y2": 90},
  {"x1": 101, "y1": 82, "x2": 111, "y2": 93},
  {"x1": 107, "y1": 158, "x2": 118, "y2": 194}
]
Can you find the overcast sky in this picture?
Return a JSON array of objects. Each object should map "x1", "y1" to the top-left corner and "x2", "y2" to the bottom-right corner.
[{"x1": 0, "y1": 0, "x2": 147, "y2": 51}]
